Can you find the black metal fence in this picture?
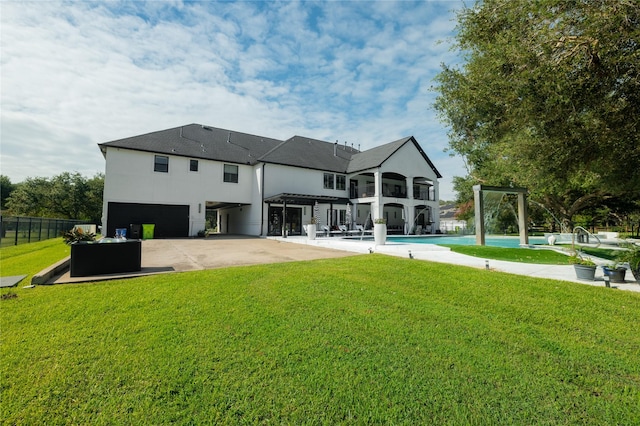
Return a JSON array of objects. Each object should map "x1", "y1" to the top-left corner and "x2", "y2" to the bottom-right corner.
[{"x1": 0, "y1": 216, "x2": 87, "y2": 248}]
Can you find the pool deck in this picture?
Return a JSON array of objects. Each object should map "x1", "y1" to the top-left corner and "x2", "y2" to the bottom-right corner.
[{"x1": 269, "y1": 235, "x2": 640, "y2": 293}]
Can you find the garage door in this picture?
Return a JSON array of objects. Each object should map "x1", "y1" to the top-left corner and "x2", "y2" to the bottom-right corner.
[{"x1": 107, "y1": 202, "x2": 189, "y2": 238}]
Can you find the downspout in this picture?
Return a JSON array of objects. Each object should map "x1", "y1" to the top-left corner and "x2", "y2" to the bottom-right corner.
[{"x1": 260, "y1": 162, "x2": 266, "y2": 236}]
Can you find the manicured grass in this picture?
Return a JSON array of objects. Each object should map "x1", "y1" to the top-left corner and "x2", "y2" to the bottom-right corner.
[
  {"x1": 443, "y1": 245, "x2": 571, "y2": 264},
  {"x1": 0, "y1": 238, "x2": 70, "y2": 282},
  {"x1": 575, "y1": 247, "x2": 621, "y2": 261},
  {"x1": 2, "y1": 249, "x2": 639, "y2": 424}
]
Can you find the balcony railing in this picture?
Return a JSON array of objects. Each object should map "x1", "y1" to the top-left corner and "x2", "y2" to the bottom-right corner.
[
  {"x1": 350, "y1": 184, "x2": 435, "y2": 200},
  {"x1": 413, "y1": 186, "x2": 435, "y2": 201}
]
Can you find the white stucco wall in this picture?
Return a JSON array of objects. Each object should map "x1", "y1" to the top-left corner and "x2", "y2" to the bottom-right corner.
[
  {"x1": 263, "y1": 163, "x2": 349, "y2": 199},
  {"x1": 102, "y1": 139, "x2": 442, "y2": 237},
  {"x1": 102, "y1": 147, "x2": 254, "y2": 236}
]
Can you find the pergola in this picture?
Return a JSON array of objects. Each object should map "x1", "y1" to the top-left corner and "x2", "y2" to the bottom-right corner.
[
  {"x1": 263, "y1": 193, "x2": 351, "y2": 238},
  {"x1": 473, "y1": 185, "x2": 529, "y2": 246}
]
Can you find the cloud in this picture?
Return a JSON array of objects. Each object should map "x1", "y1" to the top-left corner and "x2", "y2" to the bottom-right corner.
[{"x1": 1, "y1": 0, "x2": 466, "y2": 200}]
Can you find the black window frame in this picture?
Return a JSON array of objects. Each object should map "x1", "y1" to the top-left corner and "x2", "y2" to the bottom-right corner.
[
  {"x1": 336, "y1": 174, "x2": 346, "y2": 191},
  {"x1": 154, "y1": 155, "x2": 169, "y2": 173},
  {"x1": 223, "y1": 164, "x2": 239, "y2": 183},
  {"x1": 323, "y1": 173, "x2": 334, "y2": 189},
  {"x1": 189, "y1": 159, "x2": 199, "y2": 172}
]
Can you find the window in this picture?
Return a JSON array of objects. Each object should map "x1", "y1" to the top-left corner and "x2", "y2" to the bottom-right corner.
[
  {"x1": 339, "y1": 209, "x2": 346, "y2": 224},
  {"x1": 190, "y1": 159, "x2": 198, "y2": 172},
  {"x1": 336, "y1": 174, "x2": 346, "y2": 190},
  {"x1": 154, "y1": 155, "x2": 169, "y2": 173},
  {"x1": 323, "y1": 173, "x2": 334, "y2": 189},
  {"x1": 224, "y1": 164, "x2": 238, "y2": 183}
]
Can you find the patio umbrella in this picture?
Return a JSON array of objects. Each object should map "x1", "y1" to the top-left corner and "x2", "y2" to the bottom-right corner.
[{"x1": 345, "y1": 204, "x2": 352, "y2": 230}]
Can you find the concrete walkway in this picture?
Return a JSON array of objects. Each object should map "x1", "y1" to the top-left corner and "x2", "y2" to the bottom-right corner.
[{"x1": 270, "y1": 235, "x2": 640, "y2": 293}]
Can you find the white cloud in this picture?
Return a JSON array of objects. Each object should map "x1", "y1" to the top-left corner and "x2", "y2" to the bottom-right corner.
[{"x1": 0, "y1": 0, "x2": 467, "y2": 200}]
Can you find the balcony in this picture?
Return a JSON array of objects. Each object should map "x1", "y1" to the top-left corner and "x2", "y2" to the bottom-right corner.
[{"x1": 413, "y1": 185, "x2": 435, "y2": 201}]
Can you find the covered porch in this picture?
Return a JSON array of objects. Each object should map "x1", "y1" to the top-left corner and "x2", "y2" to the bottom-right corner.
[{"x1": 263, "y1": 193, "x2": 351, "y2": 237}]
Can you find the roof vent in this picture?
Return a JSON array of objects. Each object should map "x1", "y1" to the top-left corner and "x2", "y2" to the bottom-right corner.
[
  {"x1": 227, "y1": 132, "x2": 231, "y2": 143},
  {"x1": 334, "y1": 141, "x2": 337, "y2": 156},
  {"x1": 201, "y1": 125, "x2": 212, "y2": 131}
]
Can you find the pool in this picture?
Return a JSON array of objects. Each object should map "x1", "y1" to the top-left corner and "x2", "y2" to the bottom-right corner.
[{"x1": 353, "y1": 235, "x2": 547, "y2": 248}]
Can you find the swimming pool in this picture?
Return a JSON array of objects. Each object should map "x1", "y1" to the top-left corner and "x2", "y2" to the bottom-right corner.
[{"x1": 355, "y1": 235, "x2": 547, "y2": 248}]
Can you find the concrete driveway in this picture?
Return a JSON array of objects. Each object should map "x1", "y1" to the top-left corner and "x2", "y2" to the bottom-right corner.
[
  {"x1": 51, "y1": 235, "x2": 357, "y2": 284},
  {"x1": 142, "y1": 235, "x2": 356, "y2": 271}
]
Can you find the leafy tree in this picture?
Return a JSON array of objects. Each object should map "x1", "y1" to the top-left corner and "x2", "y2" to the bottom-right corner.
[
  {"x1": 5, "y1": 177, "x2": 53, "y2": 217},
  {"x1": 5, "y1": 172, "x2": 104, "y2": 223},
  {"x1": 83, "y1": 173, "x2": 105, "y2": 223},
  {"x1": 0, "y1": 175, "x2": 17, "y2": 210},
  {"x1": 434, "y1": 0, "x2": 640, "y2": 227}
]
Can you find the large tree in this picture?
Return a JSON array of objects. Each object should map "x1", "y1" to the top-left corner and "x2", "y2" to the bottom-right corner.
[
  {"x1": 6, "y1": 172, "x2": 104, "y2": 222},
  {"x1": 0, "y1": 175, "x2": 17, "y2": 210},
  {"x1": 434, "y1": 0, "x2": 640, "y2": 227}
]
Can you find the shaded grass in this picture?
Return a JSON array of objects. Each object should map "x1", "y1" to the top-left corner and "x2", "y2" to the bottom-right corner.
[
  {"x1": 2, "y1": 253, "x2": 639, "y2": 424},
  {"x1": 443, "y1": 244, "x2": 571, "y2": 264},
  {"x1": 574, "y1": 247, "x2": 621, "y2": 261}
]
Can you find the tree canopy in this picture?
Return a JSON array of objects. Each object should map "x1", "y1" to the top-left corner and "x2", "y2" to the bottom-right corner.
[
  {"x1": 5, "y1": 172, "x2": 104, "y2": 223},
  {"x1": 434, "y1": 0, "x2": 640, "y2": 227}
]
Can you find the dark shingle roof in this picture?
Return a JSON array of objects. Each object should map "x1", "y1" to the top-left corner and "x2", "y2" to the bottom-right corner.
[
  {"x1": 99, "y1": 124, "x2": 283, "y2": 165},
  {"x1": 347, "y1": 137, "x2": 409, "y2": 173},
  {"x1": 258, "y1": 136, "x2": 356, "y2": 173},
  {"x1": 347, "y1": 136, "x2": 442, "y2": 178},
  {"x1": 99, "y1": 124, "x2": 442, "y2": 177}
]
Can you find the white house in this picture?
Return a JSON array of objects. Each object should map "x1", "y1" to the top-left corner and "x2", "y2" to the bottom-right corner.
[{"x1": 99, "y1": 124, "x2": 442, "y2": 238}]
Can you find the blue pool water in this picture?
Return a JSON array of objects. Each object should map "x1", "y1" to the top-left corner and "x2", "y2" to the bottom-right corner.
[{"x1": 381, "y1": 235, "x2": 547, "y2": 248}]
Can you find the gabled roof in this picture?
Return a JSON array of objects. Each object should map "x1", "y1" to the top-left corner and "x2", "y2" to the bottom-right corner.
[
  {"x1": 347, "y1": 136, "x2": 442, "y2": 178},
  {"x1": 98, "y1": 124, "x2": 442, "y2": 178},
  {"x1": 258, "y1": 136, "x2": 356, "y2": 173},
  {"x1": 99, "y1": 124, "x2": 282, "y2": 165}
]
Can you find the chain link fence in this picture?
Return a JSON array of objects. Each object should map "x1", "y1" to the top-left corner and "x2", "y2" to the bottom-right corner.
[{"x1": 0, "y1": 216, "x2": 88, "y2": 248}]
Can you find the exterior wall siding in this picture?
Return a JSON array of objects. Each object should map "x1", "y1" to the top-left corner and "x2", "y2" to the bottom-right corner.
[
  {"x1": 101, "y1": 137, "x2": 442, "y2": 237},
  {"x1": 102, "y1": 147, "x2": 254, "y2": 236}
]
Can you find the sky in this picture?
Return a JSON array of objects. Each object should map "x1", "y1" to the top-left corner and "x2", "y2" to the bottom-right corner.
[{"x1": 1, "y1": 0, "x2": 466, "y2": 200}]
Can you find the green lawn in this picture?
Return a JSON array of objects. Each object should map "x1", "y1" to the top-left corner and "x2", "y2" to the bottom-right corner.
[
  {"x1": 443, "y1": 245, "x2": 571, "y2": 264},
  {"x1": 0, "y1": 238, "x2": 70, "y2": 281},
  {"x1": 2, "y1": 241, "x2": 639, "y2": 424}
]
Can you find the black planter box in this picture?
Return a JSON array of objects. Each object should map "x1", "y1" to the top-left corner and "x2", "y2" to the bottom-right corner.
[{"x1": 70, "y1": 239, "x2": 142, "y2": 277}]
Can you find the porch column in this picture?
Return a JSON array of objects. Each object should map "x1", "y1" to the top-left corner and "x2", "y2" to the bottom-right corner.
[
  {"x1": 473, "y1": 185, "x2": 485, "y2": 246},
  {"x1": 373, "y1": 169, "x2": 384, "y2": 220},
  {"x1": 351, "y1": 201, "x2": 358, "y2": 228},
  {"x1": 517, "y1": 192, "x2": 529, "y2": 245},
  {"x1": 329, "y1": 202, "x2": 334, "y2": 227},
  {"x1": 282, "y1": 200, "x2": 287, "y2": 238}
]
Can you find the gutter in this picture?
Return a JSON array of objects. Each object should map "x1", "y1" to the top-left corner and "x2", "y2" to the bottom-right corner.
[{"x1": 260, "y1": 162, "x2": 266, "y2": 236}]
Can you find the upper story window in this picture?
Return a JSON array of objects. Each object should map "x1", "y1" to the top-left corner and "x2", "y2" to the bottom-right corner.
[
  {"x1": 336, "y1": 175, "x2": 346, "y2": 191},
  {"x1": 190, "y1": 159, "x2": 199, "y2": 172},
  {"x1": 323, "y1": 173, "x2": 334, "y2": 189},
  {"x1": 154, "y1": 155, "x2": 169, "y2": 173},
  {"x1": 223, "y1": 164, "x2": 239, "y2": 183}
]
